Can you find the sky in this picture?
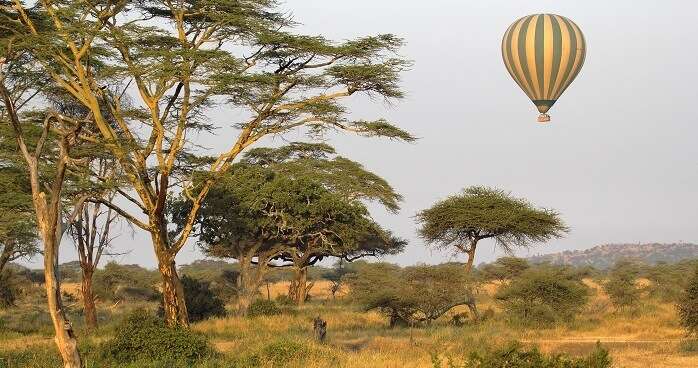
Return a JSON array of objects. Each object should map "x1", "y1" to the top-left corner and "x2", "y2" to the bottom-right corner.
[{"x1": 21, "y1": 0, "x2": 698, "y2": 269}]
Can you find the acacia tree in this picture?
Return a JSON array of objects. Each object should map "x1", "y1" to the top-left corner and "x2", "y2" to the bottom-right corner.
[
  {"x1": 175, "y1": 143, "x2": 405, "y2": 312},
  {"x1": 0, "y1": 7, "x2": 94, "y2": 363},
  {"x1": 10, "y1": 0, "x2": 412, "y2": 328},
  {"x1": 416, "y1": 187, "x2": 568, "y2": 274},
  {"x1": 68, "y1": 197, "x2": 118, "y2": 330}
]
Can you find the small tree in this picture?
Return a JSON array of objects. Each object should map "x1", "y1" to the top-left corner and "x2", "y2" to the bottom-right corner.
[
  {"x1": 495, "y1": 265, "x2": 589, "y2": 326},
  {"x1": 416, "y1": 187, "x2": 568, "y2": 275},
  {"x1": 480, "y1": 257, "x2": 530, "y2": 283},
  {"x1": 604, "y1": 260, "x2": 641, "y2": 311},
  {"x1": 347, "y1": 263, "x2": 477, "y2": 326},
  {"x1": 677, "y1": 267, "x2": 698, "y2": 337},
  {"x1": 324, "y1": 260, "x2": 350, "y2": 299},
  {"x1": 175, "y1": 144, "x2": 405, "y2": 312}
]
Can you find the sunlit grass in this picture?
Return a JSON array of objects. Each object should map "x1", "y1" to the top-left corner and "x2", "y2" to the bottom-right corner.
[{"x1": 2, "y1": 280, "x2": 698, "y2": 367}]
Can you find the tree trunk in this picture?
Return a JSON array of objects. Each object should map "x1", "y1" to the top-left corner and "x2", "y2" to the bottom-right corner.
[
  {"x1": 43, "y1": 231, "x2": 82, "y2": 368},
  {"x1": 0, "y1": 242, "x2": 14, "y2": 276},
  {"x1": 293, "y1": 267, "x2": 309, "y2": 306},
  {"x1": 157, "y1": 254, "x2": 188, "y2": 327},
  {"x1": 236, "y1": 260, "x2": 257, "y2": 316},
  {"x1": 464, "y1": 241, "x2": 478, "y2": 275},
  {"x1": 81, "y1": 269, "x2": 97, "y2": 330},
  {"x1": 464, "y1": 241, "x2": 479, "y2": 321}
]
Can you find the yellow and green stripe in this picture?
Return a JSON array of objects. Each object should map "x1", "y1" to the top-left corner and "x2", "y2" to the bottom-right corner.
[{"x1": 502, "y1": 14, "x2": 586, "y2": 114}]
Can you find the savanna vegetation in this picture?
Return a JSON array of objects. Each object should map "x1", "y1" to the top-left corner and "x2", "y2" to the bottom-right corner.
[{"x1": 0, "y1": 1, "x2": 696, "y2": 368}]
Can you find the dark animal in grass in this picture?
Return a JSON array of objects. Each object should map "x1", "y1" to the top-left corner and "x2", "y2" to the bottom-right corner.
[{"x1": 313, "y1": 316, "x2": 327, "y2": 342}]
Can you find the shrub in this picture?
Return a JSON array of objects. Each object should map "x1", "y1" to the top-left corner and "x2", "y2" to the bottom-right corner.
[
  {"x1": 183, "y1": 275, "x2": 227, "y2": 322},
  {"x1": 0, "y1": 271, "x2": 19, "y2": 308},
  {"x1": 275, "y1": 294, "x2": 294, "y2": 306},
  {"x1": 157, "y1": 275, "x2": 226, "y2": 322},
  {"x1": 679, "y1": 339, "x2": 698, "y2": 354},
  {"x1": 99, "y1": 309, "x2": 214, "y2": 365},
  {"x1": 496, "y1": 266, "x2": 589, "y2": 327},
  {"x1": 604, "y1": 261, "x2": 641, "y2": 310},
  {"x1": 468, "y1": 341, "x2": 611, "y2": 368},
  {"x1": 93, "y1": 262, "x2": 160, "y2": 302},
  {"x1": 347, "y1": 263, "x2": 477, "y2": 326},
  {"x1": 432, "y1": 341, "x2": 611, "y2": 368},
  {"x1": 678, "y1": 267, "x2": 698, "y2": 336},
  {"x1": 247, "y1": 299, "x2": 281, "y2": 317}
]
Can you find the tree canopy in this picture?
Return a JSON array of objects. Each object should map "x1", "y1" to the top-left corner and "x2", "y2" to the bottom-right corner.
[
  {"x1": 416, "y1": 186, "x2": 568, "y2": 273},
  {"x1": 3, "y1": 0, "x2": 413, "y2": 329}
]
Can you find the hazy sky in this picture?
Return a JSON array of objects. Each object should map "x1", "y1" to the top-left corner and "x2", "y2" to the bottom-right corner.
[{"x1": 24, "y1": 0, "x2": 698, "y2": 269}]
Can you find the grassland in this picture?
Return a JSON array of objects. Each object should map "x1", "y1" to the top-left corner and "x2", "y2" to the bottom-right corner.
[{"x1": 1, "y1": 280, "x2": 696, "y2": 367}]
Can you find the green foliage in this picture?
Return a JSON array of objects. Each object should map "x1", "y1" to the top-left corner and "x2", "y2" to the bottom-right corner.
[
  {"x1": 603, "y1": 261, "x2": 641, "y2": 310},
  {"x1": 678, "y1": 267, "x2": 698, "y2": 337},
  {"x1": 179, "y1": 260, "x2": 240, "y2": 300},
  {"x1": 436, "y1": 341, "x2": 612, "y2": 368},
  {"x1": 0, "y1": 271, "x2": 20, "y2": 308},
  {"x1": 93, "y1": 262, "x2": 160, "y2": 302},
  {"x1": 496, "y1": 266, "x2": 589, "y2": 327},
  {"x1": 0, "y1": 345, "x2": 62, "y2": 368},
  {"x1": 99, "y1": 309, "x2": 214, "y2": 365},
  {"x1": 678, "y1": 339, "x2": 698, "y2": 354},
  {"x1": 646, "y1": 261, "x2": 690, "y2": 302},
  {"x1": 182, "y1": 275, "x2": 227, "y2": 322},
  {"x1": 479, "y1": 257, "x2": 530, "y2": 282},
  {"x1": 247, "y1": 299, "x2": 282, "y2": 317},
  {"x1": 178, "y1": 143, "x2": 406, "y2": 264},
  {"x1": 275, "y1": 294, "x2": 295, "y2": 306},
  {"x1": 416, "y1": 187, "x2": 568, "y2": 254},
  {"x1": 347, "y1": 263, "x2": 476, "y2": 325}
]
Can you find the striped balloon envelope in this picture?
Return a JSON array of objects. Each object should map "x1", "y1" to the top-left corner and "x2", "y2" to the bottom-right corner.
[{"x1": 502, "y1": 14, "x2": 586, "y2": 123}]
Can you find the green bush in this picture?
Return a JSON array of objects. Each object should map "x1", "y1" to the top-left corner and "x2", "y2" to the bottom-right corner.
[
  {"x1": 99, "y1": 309, "x2": 214, "y2": 365},
  {"x1": 93, "y1": 262, "x2": 160, "y2": 302},
  {"x1": 0, "y1": 306, "x2": 54, "y2": 335},
  {"x1": 0, "y1": 271, "x2": 19, "y2": 308},
  {"x1": 432, "y1": 341, "x2": 611, "y2": 368},
  {"x1": 604, "y1": 260, "x2": 641, "y2": 310},
  {"x1": 496, "y1": 266, "x2": 589, "y2": 327},
  {"x1": 231, "y1": 339, "x2": 320, "y2": 367},
  {"x1": 679, "y1": 339, "x2": 698, "y2": 354},
  {"x1": 678, "y1": 267, "x2": 698, "y2": 336},
  {"x1": 247, "y1": 299, "x2": 281, "y2": 317},
  {"x1": 275, "y1": 294, "x2": 294, "y2": 306},
  {"x1": 157, "y1": 275, "x2": 226, "y2": 322},
  {"x1": 0, "y1": 345, "x2": 62, "y2": 368}
]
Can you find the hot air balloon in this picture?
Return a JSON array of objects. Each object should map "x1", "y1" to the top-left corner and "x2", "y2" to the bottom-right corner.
[{"x1": 502, "y1": 14, "x2": 586, "y2": 123}]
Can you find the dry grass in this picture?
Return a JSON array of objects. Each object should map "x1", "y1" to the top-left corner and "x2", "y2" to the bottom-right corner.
[{"x1": 2, "y1": 279, "x2": 698, "y2": 367}]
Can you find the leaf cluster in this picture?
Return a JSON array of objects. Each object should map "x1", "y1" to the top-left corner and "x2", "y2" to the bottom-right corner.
[{"x1": 416, "y1": 186, "x2": 568, "y2": 253}]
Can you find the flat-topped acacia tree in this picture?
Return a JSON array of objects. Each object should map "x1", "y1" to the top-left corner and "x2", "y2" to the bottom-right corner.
[
  {"x1": 9, "y1": 0, "x2": 413, "y2": 329},
  {"x1": 172, "y1": 143, "x2": 405, "y2": 312},
  {"x1": 416, "y1": 187, "x2": 568, "y2": 275}
]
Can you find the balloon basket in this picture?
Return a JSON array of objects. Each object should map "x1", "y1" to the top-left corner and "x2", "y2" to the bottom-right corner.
[{"x1": 537, "y1": 114, "x2": 551, "y2": 123}]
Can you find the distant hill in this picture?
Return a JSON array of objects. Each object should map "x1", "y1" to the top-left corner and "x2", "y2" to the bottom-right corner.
[{"x1": 527, "y1": 243, "x2": 698, "y2": 269}]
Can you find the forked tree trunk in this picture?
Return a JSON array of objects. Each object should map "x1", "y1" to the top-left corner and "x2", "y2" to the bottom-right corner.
[
  {"x1": 236, "y1": 261, "x2": 256, "y2": 316},
  {"x1": 463, "y1": 241, "x2": 479, "y2": 321},
  {"x1": 464, "y1": 242, "x2": 477, "y2": 275},
  {"x1": 156, "y1": 251, "x2": 188, "y2": 327},
  {"x1": 290, "y1": 267, "x2": 313, "y2": 306},
  {"x1": 42, "y1": 229, "x2": 81, "y2": 368},
  {"x1": 81, "y1": 269, "x2": 97, "y2": 330},
  {"x1": 0, "y1": 242, "x2": 14, "y2": 276}
]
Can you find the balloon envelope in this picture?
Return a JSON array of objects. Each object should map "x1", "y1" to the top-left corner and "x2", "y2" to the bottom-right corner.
[{"x1": 502, "y1": 14, "x2": 586, "y2": 121}]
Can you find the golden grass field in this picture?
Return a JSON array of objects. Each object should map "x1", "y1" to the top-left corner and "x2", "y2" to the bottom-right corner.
[{"x1": 2, "y1": 279, "x2": 697, "y2": 367}]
